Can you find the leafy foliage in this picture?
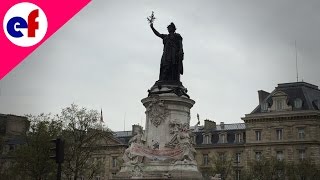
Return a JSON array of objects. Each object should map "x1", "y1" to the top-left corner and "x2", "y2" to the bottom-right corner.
[
  {"x1": 10, "y1": 113, "x2": 62, "y2": 180},
  {"x1": 59, "y1": 104, "x2": 107, "y2": 180},
  {"x1": 210, "y1": 153, "x2": 233, "y2": 180},
  {"x1": 1, "y1": 104, "x2": 109, "y2": 180},
  {"x1": 242, "y1": 157, "x2": 320, "y2": 180},
  {"x1": 286, "y1": 159, "x2": 320, "y2": 180},
  {"x1": 205, "y1": 154, "x2": 320, "y2": 180},
  {"x1": 243, "y1": 157, "x2": 286, "y2": 180}
]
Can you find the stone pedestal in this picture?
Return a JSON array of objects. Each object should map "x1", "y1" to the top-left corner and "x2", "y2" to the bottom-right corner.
[
  {"x1": 115, "y1": 82, "x2": 202, "y2": 179},
  {"x1": 142, "y1": 94, "x2": 194, "y2": 149}
]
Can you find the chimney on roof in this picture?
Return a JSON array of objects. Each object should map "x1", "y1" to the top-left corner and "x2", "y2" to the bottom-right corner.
[
  {"x1": 220, "y1": 122, "x2": 225, "y2": 130},
  {"x1": 258, "y1": 90, "x2": 270, "y2": 104},
  {"x1": 204, "y1": 119, "x2": 216, "y2": 131},
  {"x1": 132, "y1": 124, "x2": 142, "y2": 135}
]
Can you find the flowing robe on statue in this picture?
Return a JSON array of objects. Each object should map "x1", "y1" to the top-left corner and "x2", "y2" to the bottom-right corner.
[{"x1": 159, "y1": 33, "x2": 184, "y2": 81}]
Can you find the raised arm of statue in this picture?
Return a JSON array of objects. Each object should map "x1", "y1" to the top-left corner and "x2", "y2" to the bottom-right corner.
[{"x1": 150, "y1": 23, "x2": 165, "y2": 39}]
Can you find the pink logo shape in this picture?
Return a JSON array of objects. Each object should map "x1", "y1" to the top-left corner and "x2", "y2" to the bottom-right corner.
[{"x1": 0, "y1": 0, "x2": 91, "y2": 80}]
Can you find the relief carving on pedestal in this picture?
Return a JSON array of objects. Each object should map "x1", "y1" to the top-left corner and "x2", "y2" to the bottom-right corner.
[
  {"x1": 123, "y1": 126, "x2": 145, "y2": 165},
  {"x1": 146, "y1": 96, "x2": 169, "y2": 127},
  {"x1": 165, "y1": 120, "x2": 196, "y2": 163}
]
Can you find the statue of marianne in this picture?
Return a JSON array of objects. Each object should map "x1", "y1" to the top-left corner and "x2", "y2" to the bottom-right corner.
[{"x1": 150, "y1": 22, "x2": 184, "y2": 82}]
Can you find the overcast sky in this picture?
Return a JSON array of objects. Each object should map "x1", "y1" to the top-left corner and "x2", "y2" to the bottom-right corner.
[{"x1": 1, "y1": 0, "x2": 320, "y2": 131}]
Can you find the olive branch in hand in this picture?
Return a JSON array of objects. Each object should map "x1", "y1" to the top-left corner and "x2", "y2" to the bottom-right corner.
[{"x1": 147, "y1": 11, "x2": 156, "y2": 24}]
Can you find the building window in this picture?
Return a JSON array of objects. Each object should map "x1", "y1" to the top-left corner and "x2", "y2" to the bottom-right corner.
[
  {"x1": 255, "y1": 152, "x2": 262, "y2": 161},
  {"x1": 276, "y1": 100, "x2": 284, "y2": 110},
  {"x1": 193, "y1": 135, "x2": 197, "y2": 144},
  {"x1": 219, "y1": 153, "x2": 226, "y2": 161},
  {"x1": 236, "y1": 133, "x2": 242, "y2": 143},
  {"x1": 236, "y1": 170, "x2": 241, "y2": 180},
  {"x1": 299, "y1": 150, "x2": 305, "y2": 160},
  {"x1": 261, "y1": 102, "x2": 268, "y2": 111},
  {"x1": 220, "y1": 134, "x2": 225, "y2": 143},
  {"x1": 276, "y1": 129, "x2": 283, "y2": 140},
  {"x1": 112, "y1": 157, "x2": 117, "y2": 167},
  {"x1": 276, "y1": 151, "x2": 284, "y2": 161},
  {"x1": 203, "y1": 134, "x2": 210, "y2": 144},
  {"x1": 298, "y1": 128, "x2": 305, "y2": 140},
  {"x1": 203, "y1": 154, "x2": 208, "y2": 165},
  {"x1": 235, "y1": 153, "x2": 241, "y2": 163},
  {"x1": 205, "y1": 135, "x2": 209, "y2": 144},
  {"x1": 294, "y1": 98, "x2": 303, "y2": 108},
  {"x1": 255, "y1": 130, "x2": 262, "y2": 141}
]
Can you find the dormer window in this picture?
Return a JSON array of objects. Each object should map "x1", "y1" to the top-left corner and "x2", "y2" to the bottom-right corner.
[
  {"x1": 261, "y1": 102, "x2": 268, "y2": 111},
  {"x1": 270, "y1": 91, "x2": 292, "y2": 111},
  {"x1": 202, "y1": 133, "x2": 211, "y2": 144},
  {"x1": 294, "y1": 98, "x2": 303, "y2": 109},
  {"x1": 276, "y1": 100, "x2": 284, "y2": 110},
  {"x1": 218, "y1": 133, "x2": 226, "y2": 143},
  {"x1": 205, "y1": 135, "x2": 209, "y2": 144}
]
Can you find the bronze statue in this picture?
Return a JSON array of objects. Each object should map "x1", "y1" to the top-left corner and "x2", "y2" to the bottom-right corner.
[{"x1": 149, "y1": 14, "x2": 184, "y2": 82}]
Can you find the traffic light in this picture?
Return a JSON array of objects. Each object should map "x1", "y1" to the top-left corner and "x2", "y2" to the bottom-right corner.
[{"x1": 50, "y1": 138, "x2": 64, "y2": 164}]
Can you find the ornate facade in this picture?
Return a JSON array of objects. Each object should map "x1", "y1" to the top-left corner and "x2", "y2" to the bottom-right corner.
[
  {"x1": 112, "y1": 82, "x2": 320, "y2": 179},
  {"x1": 1, "y1": 81, "x2": 320, "y2": 179},
  {"x1": 242, "y1": 82, "x2": 320, "y2": 170}
]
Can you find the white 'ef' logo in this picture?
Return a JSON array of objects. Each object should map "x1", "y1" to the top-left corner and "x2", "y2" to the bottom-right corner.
[{"x1": 3, "y1": 2, "x2": 48, "y2": 47}]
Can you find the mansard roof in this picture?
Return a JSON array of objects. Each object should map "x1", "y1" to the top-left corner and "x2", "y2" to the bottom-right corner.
[
  {"x1": 251, "y1": 82, "x2": 320, "y2": 114},
  {"x1": 192, "y1": 123, "x2": 246, "y2": 132},
  {"x1": 114, "y1": 131, "x2": 133, "y2": 144},
  {"x1": 114, "y1": 131, "x2": 132, "y2": 137}
]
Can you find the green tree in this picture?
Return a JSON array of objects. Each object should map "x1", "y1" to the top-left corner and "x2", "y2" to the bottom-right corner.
[
  {"x1": 286, "y1": 159, "x2": 320, "y2": 180},
  {"x1": 241, "y1": 157, "x2": 320, "y2": 180},
  {"x1": 60, "y1": 104, "x2": 106, "y2": 180},
  {"x1": 211, "y1": 153, "x2": 233, "y2": 180},
  {"x1": 245, "y1": 157, "x2": 286, "y2": 180},
  {"x1": 11, "y1": 113, "x2": 62, "y2": 180},
  {"x1": 0, "y1": 135, "x2": 10, "y2": 179}
]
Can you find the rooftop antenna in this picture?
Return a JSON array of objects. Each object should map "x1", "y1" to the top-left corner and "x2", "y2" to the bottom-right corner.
[
  {"x1": 295, "y1": 40, "x2": 299, "y2": 82},
  {"x1": 197, "y1": 113, "x2": 200, "y2": 125}
]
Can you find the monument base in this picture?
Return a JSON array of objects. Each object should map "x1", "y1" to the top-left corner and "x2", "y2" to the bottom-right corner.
[
  {"x1": 114, "y1": 84, "x2": 202, "y2": 179},
  {"x1": 114, "y1": 160, "x2": 202, "y2": 179}
]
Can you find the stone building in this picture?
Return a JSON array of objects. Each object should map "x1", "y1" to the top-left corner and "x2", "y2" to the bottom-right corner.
[
  {"x1": 0, "y1": 114, "x2": 29, "y2": 176},
  {"x1": 192, "y1": 120, "x2": 246, "y2": 179},
  {"x1": 82, "y1": 129, "x2": 128, "y2": 180},
  {"x1": 1, "y1": 81, "x2": 319, "y2": 180},
  {"x1": 242, "y1": 81, "x2": 320, "y2": 168},
  {"x1": 110, "y1": 81, "x2": 320, "y2": 179},
  {"x1": 0, "y1": 114, "x2": 29, "y2": 156}
]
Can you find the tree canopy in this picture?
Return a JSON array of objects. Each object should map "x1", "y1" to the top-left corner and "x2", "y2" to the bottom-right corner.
[{"x1": 1, "y1": 104, "x2": 109, "y2": 180}]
